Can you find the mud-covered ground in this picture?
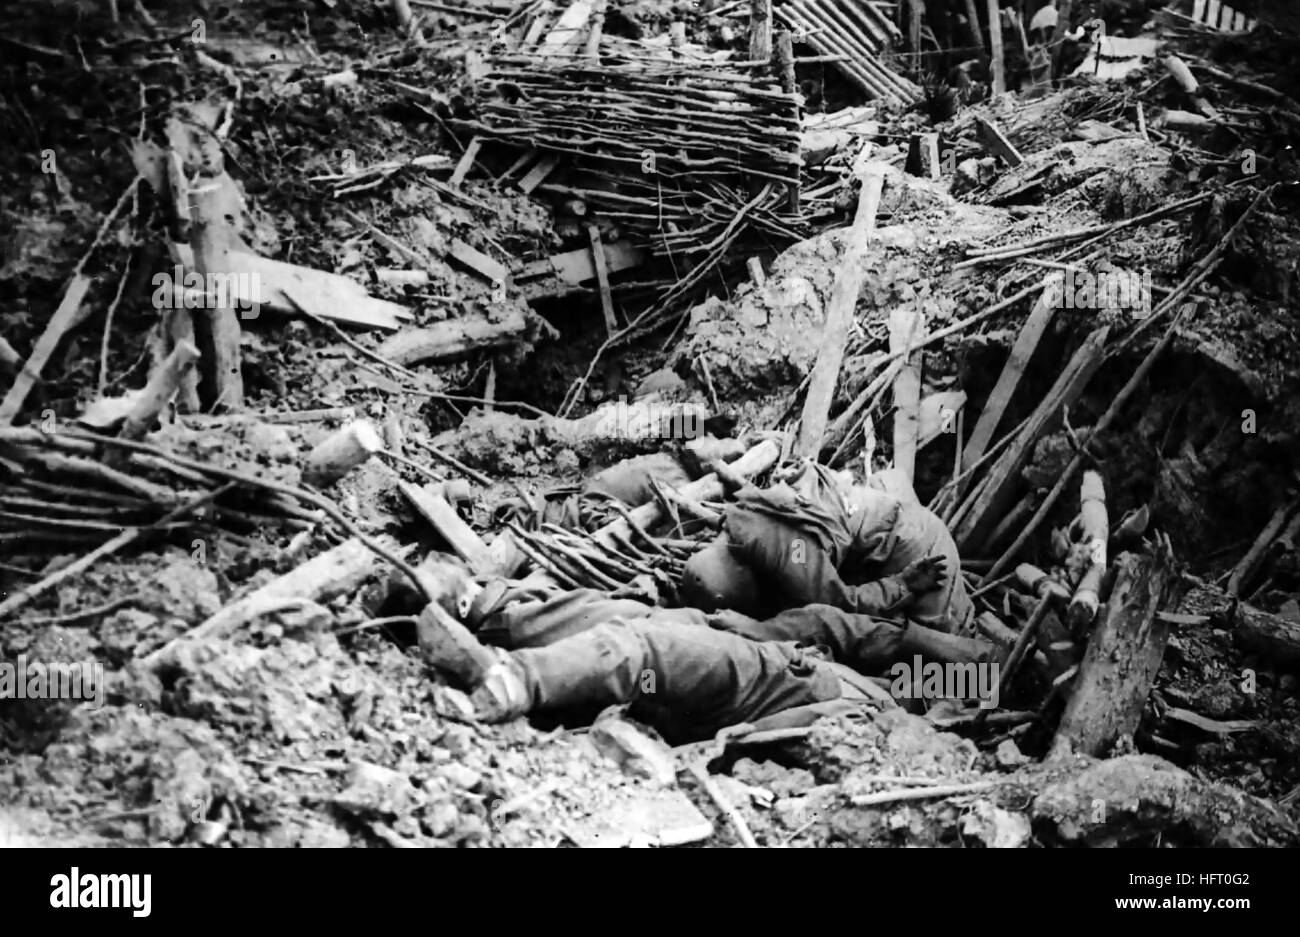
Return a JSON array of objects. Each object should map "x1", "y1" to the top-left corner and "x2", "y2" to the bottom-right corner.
[{"x1": 3, "y1": 0, "x2": 1300, "y2": 846}]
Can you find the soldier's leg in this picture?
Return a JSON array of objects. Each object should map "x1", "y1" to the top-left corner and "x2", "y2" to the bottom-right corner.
[
  {"x1": 710, "y1": 604, "x2": 997, "y2": 674},
  {"x1": 512, "y1": 619, "x2": 842, "y2": 743}
]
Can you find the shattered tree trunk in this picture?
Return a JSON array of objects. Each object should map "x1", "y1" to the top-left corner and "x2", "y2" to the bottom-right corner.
[{"x1": 1051, "y1": 549, "x2": 1180, "y2": 759}]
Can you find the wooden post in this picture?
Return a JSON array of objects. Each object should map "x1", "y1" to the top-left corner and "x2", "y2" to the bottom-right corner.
[
  {"x1": 961, "y1": 287, "x2": 1054, "y2": 470},
  {"x1": 795, "y1": 155, "x2": 885, "y2": 459},
  {"x1": 586, "y1": 0, "x2": 606, "y2": 58},
  {"x1": 909, "y1": 0, "x2": 924, "y2": 58},
  {"x1": 1050, "y1": 0, "x2": 1073, "y2": 78},
  {"x1": 189, "y1": 177, "x2": 245, "y2": 412},
  {"x1": 0, "y1": 274, "x2": 91, "y2": 425},
  {"x1": 749, "y1": 0, "x2": 772, "y2": 63},
  {"x1": 775, "y1": 30, "x2": 800, "y2": 214},
  {"x1": 889, "y1": 302, "x2": 924, "y2": 482},
  {"x1": 964, "y1": 0, "x2": 984, "y2": 48},
  {"x1": 1051, "y1": 547, "x2": 1180, "y2": 759},
  {"x1": 987, "y1": 0, "x2": 1005, "y2": 94}
]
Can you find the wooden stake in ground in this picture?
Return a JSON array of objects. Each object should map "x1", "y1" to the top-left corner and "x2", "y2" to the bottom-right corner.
[
  {"x1": 961, "y1": 287, "x2": 1054, "y2": 472},
  {"x1": 963, "y1": 0, "x2": 984, "y2": 48},
  {"x1": 889, "y1": 301, "x2": 924, "y2": 482},
  {"x1": 775, "y1": 30, "x2": 800, "y2": 212},
  {"x1": 303, "y1": 419, "x2": 384, "y2": 487},
  {"x1": 749, "y1": 0, "x2": 772, "y2": 61},
  {"x1": 987, "y1": 0, "x2": 1006, "y2": 94},
  {"x1": 188, "y1": 176, "x2": 245, "y2": 412},
  {"x1": 0, "y1": 274, "x2": 92, "y2": 425},
  {"x1": 982, "y1": 307, "x2": 1189, "y2": 584},
  {"x1": 951, "y1": 325, "x2": 1109, "y2": 552},
  {"x1": 118, "y1": 340, "x2": 201, "y2": 443},
  {"x1": 1227, "y1": 499, "x2": 1294, "y2": 596},
  {"x1": 1050, "y1": 543, "x2": 1180, "y2": 759},
  {"x1": 794, "y1": 156, "x2": 885, "y2": 459}
]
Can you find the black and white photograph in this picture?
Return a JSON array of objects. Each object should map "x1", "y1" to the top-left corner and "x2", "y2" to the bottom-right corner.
[{"x1": 0, "y1": 0, "x2": 1296, "y2": 900}]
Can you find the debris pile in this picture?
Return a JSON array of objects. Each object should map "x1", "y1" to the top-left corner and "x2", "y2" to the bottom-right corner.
[{"x1": 3, "y1": 0, "x2": 1300, "y2": 848}]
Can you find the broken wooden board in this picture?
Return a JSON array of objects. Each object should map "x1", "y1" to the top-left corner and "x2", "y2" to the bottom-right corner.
[
  {"x1": 515, "y1": 241, "x2": 646, "y2": 289},
  {"x1": 587, "y1": 224, "x2": 618, "y2": 334},
  {"x1": 517, "y1": 154, "x2": 561, "y2": 194},
  {"x1": 952, "y1": 326, "x2": 1108, "y2": 553},
  {"x1": 449, "y1": 137, "x2": 484, "y2": 187},
  {"x1": 0, "y1": 274, "x2": 92, "y2": 425},
  {"x1": 447, "y1": 239, "x2": 509, "y2": 285},
  {"x1": 888, "y1": 301, "x2": 924, "y2": 482},
  {"x1": 400, "y1": 480, "x2": 495, "y2": 575},
  {"x1": 169, "y1": 243, "x2": 413, "y2": 331},
  {"x1": 974, "y1": 116, "x2": 1024, "y2": 168},
  {"x1": 962, "y1": 289, "x2": 1054, "y2": 470}
]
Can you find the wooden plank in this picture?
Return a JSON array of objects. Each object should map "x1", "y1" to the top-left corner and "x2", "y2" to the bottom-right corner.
[
  {"x1": 400, "y1": 480, "x2": 495, "y2": 575},
  {"x1": 540, "y1": 0, "x2": 596, "y2": 54},
  {"x1": 516, "y1": 241, "x2": 645, "y2": 285},
  {"x1": 951, "y1": 326, "x2": 1109, "y2": 553},
  {"x1": 961, "y1": 289, "x2": 1054, "y2": 471},
  {"x1": 517, "y1": 154, "x2": 560, "y2": 194},
  {"x1": 987, "y1": 0, "x2": 1005, "y2": 94},
  {"x1": 449, "y1": 137, "x2": 483, "y2": 187},
  {"x1": 587, "y1": 224, "x2": 618, "y2": 334},
  {"x1": 447, "y1": 238, "x2": 509, "y2": 284},
  {"x1": 889, "y1": 302, "x2": 923, "y2": 482},
  {"x1": 794, "y1": 155, "x2": 885, "y2": 458},
  {"x1": 0, "y1": 274, "x2": 92, "y2": 425},
  {"x1": 170, "y1": 244, "x2": 412, "y2": 331},
  {"x1": 974, "y1": 115, "x2": 1023, "y2": 167}
]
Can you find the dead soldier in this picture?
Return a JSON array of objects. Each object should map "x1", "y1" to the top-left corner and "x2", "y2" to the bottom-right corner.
[
  {"x1": 411, "y1": 560, "x2": 994, "y2": 744},
  {"x1": 682, "y1": 459, "x2": 976, "y2": 635}
]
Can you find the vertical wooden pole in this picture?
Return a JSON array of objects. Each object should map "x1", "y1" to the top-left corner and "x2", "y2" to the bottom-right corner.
[
  {"x1": 964, "y1": 0, "x2": 984, "y2": 49},
  {"x1": 775, "y1": 30, "x2": 800, "y2": 215},
  {"x1": 749, "y1": 0, "x2": 772, "y2": 63},
  {"x1": 987, "y1": 0, "x2": 1006, "y2": 94}
]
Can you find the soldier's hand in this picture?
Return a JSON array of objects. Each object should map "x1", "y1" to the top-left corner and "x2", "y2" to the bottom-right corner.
[
  {"x1": 901, "y1": 555, "x2": 946, "y2": 594},
  {"x1": 705, "y1": 609, "x2": 760, "y2": 632}
]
